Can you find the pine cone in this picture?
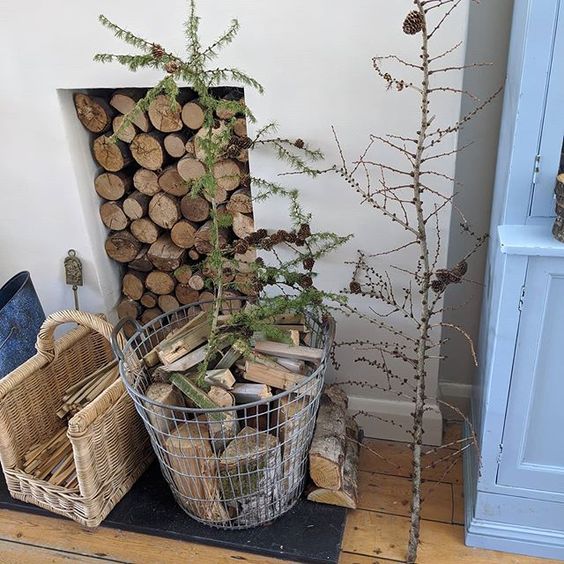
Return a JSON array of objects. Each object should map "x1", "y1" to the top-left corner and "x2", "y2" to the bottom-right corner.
[
  {"x1": 269, "y1": 231, "x2": 284, "y2": 245},
  {"x1": 303, "y1": 256, "x2": 315, "y2": 270},
  {"x1": 451, "y1": 260, "x2": 468, "y2": 278},
  {"x1": 294, "y1": 139, "x2": 305, "y2": 149},
  {"x1": 435, "y1": 269, "x2": 451, "y2": 284},
  {"x1": 165, "y1": 61, "x2": 180, "y2": 74},
  {"x1": 285, "y1": 232, "x2": 298, "y2": 244},
  {"x1": 431, "y1": 279, "x2": 446, "y2": 294},
  {"x1": 234, "y1": 135, "x2": 253, "y2": 149},
  {"x1": 349, "y1": 281, "x2": 362, "y2": 294},
  {"x1": 297, "y1": 223, "x2": 311, "y2": 240},
  {"x1": 299, "y1": 274, "x2": 313, "y2": 288},
  {"x1": 403, "y1": 10, "x2": 424, "y2": 35},
  {"x1": 152, "y1": 44, "x2": 165, "y2": 59},
  {"x1": 234, "y1": 239, "x2": 249, "y2": 255}
]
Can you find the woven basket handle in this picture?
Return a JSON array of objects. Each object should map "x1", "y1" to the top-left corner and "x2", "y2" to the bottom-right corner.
[{"x1": 36, "y1": 310, "x2": 124, "y2": 363}]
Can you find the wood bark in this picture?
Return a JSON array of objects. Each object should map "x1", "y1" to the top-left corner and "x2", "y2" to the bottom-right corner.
[
  {"x1": 181, "y1": 102, "x2": 205, "y2": 130},
  {"x1": 180, "y1": 194, "x2": 210, "y2": 222},
  {"x1": 148, "y1": 95, "x2": 183, "y2": 133},
  {"x1": 93, "y1": 135, "x2": 131, "y2": 172},
  {"x1": 95, "y1": 171, "x2": 131, "y2": 201},
  {"x1": 147, "y1": 235, "x2": 185, "y2": 272},
  {"x1": 74, "y1": 93, "x2": 113, "y2": 133},
  {"x1": 158, "y1": 166, "x2": 189, "y2": 197},
  {"x1": 133, "y1": 168, "x2": 160, "y2": 196},
  {"x1": 170, "y1": 220, "x2": 197, "y2": 249},
  {"x1": 149, "y1": 193, "x2": 180, "y2": 229},
  {"x1": 105, "y1": 231, "x2": 142, "y2": 263},
  {"x1": 109, "y1": 90, "x2": 151, "y2": 132},
  {"x1": 123, "y1": 191, "x2": 150, "y2": 220},
  {"x1": 145, "y1": 271, "x2": 176, "y2": 295},
  {"x1": 164, "y1": 133, "x2": 187, "y2": 158},
  {"x1": 309, "y1": 385, "x2": 348, "y2": 491},
  {"x1": 99, "y1": 201, "x2": 129, "y2": 231},
  {"x1": 130, "y1": 217, "x2": 161, "y2": 244},
  {"x1": 130, "y1": 132, "x2": 165, "y2": 170}
]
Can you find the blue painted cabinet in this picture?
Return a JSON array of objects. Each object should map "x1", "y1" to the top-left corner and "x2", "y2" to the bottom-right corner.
[{"x1": 465, "y1": 0, "x2": 564, "y2": 559}]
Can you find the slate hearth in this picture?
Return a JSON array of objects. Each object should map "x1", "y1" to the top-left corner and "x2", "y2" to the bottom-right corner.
[{"x1": 0, "y1": 463, "x2": 346, "y2": 563}]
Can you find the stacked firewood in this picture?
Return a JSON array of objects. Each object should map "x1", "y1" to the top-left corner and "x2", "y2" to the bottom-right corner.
[
  {"x1": 140, "y1": 310, "x2": 324, "y2": 524},
  {"x1": 553, "y1": 173, "x2": 564, "y2": 243},
  {"x1": 21, "y1": 361, "x2": 119, "y2": 489},
  {"x1": 73, "y1": 88, "x2": 254, "y2": 327}
]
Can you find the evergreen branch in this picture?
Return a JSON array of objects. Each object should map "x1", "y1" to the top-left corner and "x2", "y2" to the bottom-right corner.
[
  {"x1": 202, "y1": 19, "x2": 241, "y2": 60},
  {"x1": 98, "y1": 15, "x2": 155, "y2": 53}
]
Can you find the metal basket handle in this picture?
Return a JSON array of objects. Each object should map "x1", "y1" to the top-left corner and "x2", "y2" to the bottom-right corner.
[
  {"x1": 36, "y1": 310, "x2": 123, "y2": 363},
  {"x1": 110, "y1": 317, "x2": 142, "y2": 362}
]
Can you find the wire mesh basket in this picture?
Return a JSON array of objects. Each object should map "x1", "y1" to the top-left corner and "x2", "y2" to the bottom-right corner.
[{"x1": 112, "y1": 300, "x2": 334, "y2": 529}]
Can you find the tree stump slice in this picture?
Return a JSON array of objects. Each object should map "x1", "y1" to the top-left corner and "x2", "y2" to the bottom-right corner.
[
  {"x1": 123, "y1": 191, "x2": 150, "y2": 220},
  {"x1": 146, "y1": 271, "x2": 176, "y2": 295},
  {"x1": 194, "y1": 123, "x2": 228, "y2": 161},
  {"x1": 130, "y1": 132, "x2": 165, "y2": 171},
  {"x1": 158, "y1": 294, "x2": 181, "y2": 313},
  {"x1": 164, "y1": 133, "x2": 187, "y2": 158},
  {"x1": 122, "y1": 271, "x2": 146, "y2": 301},
  {"x1": 130, "y1": 217, "x2": 161, "y2": 244},
  {"x1": 99, "y1": 201, "x2": 129, "y2": 231},
  {"x1": 148, "y1": 95, "x2": 183, "y2": 133},
  {"x1": 117, "y1": 298, "x2": 141, "y2": 320},
  {"x1": 128, "y1": 247, "x2": 153, "y2": 272},
  {"x1": 94, "y1": 172, "x2": 131, "y2": 201},
  {"x1": 181, "y1": 102, "x2": 205, "y2": 130},
  {"x1": 147, "y1": 235, "x2": 185, "y2": 272},
  {"x1": 204, "y1": 185, "x2": 227, "y2": 205},
  {"x1": 171, "y1": 220, "x2": 197, "y2": 249},
  {"x1": 149, "y1": 193, "x2": 180, "y2": 229},
  {"x1": 74, "y1": 93, "x2": 113, "y2": 133},
  {"x1": 133, "y1": 169, "x2": 160, "y2": 196},
  {"x1": 140, "y1": 292, "x2": 158, "y2": 308},
  {"x1": 233, "y1": 118, "x2": 247, "y2": 138},
  {"x1": 174, "y1": 265, "x2": 193, "y2": 285},
  {"x1": 159, "y1": 166, "x2": 189, "y2": 197},
  {"x1": 232, "y1": 212, "x2": 255, "y2": 239},
  {"x1": 227, "y1": 189, "x2": 253, "y2": 214},
  {"x1": 105, "y1": 231, "x2": 142, "y2": 263},
  {"x1": 109, "y1": 91, "x2": 151, "y2": 132},
  {"x1": 175, "y1": 285, "x2": 200, "y2": 305},
  {"x1": 194, "y1": 221, "x2": 229, "y2": 254},
  {"x1": 112, "y1": 115, "x2": 137, "y2": 143},
  {"x1": 141, "y1": 307, "x2": 162, "y2": 325},
  {"x1": 187, "y1": 271, "x2": 205, "y2": 291},
  {"x1": 93, "y1": 135, "x2": 131, "y2": 172},
  {"x1": 177, "y1": 157, "x2": 206, "y2": 183},
  {"x1": 213, "y1": 160, "x2": 241, "y2": 192},
  {"x1": 180, "y1": 194, "x2": 210, "y2": 222}
]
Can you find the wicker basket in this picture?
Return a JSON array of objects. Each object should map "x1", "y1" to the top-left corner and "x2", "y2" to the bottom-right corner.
[{"x1": 0, "y1": 310, "x2": 153, "y2": 527}]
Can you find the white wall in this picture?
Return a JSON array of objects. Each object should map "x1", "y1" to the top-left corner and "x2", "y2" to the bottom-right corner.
[{"x1": 0, "y1": 1, "x2": 484, "y2": 441}]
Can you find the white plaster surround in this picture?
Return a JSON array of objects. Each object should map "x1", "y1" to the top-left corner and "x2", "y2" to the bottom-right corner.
[{"x1": 0, "y1": 1, "x2": 476, "y2": 444}]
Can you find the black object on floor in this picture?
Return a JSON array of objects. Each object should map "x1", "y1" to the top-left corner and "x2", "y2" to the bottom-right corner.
[{"x1": 0, "y1": 463, "x2": 347, "y2": 563}]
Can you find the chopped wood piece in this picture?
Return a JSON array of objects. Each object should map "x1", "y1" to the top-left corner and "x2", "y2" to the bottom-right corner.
[
  {"x1": 231, "y1": 383, "x2": 272, "y2": 404},
  {"x1": 171, "y1": 220, "x2": 197, "y2": 249},
  {"x1": 204, "y1": 369, "x2": 236, "y2": 390},
  {"x1": 276, "y1": 357, "x2": 306, "y2": 374},
  {"x1": 196, "y1": 412, "x2": 239, "y2": 455},
  {"x1": 226, "y1": 189, "x2": 253, "y2": 214},
  {"x1": 203, "y1": 184, "x2": 227, "y2": 205},
  {"x1": 128, "y1": 247, "x2": 153, "y2": 272},
  {"x1": 273, "y1": 313, "x2": 306, "y2": 325},
  {"x1": 123, "y1": 191, "x2": 150, "y2": 220},
  {"x1": 233, "y1": 117, "x2": 247, "y2": 137},
  {"x1": 122, "y1": 270, "x2": 146, "y2": 301},
  {"x1": 112, "y1": 115, "x2": 137, "y2": 143},
  {"x1": 95, "y1": 171, "x2": 131, "y2": 201},
  {"x1": 158, "y1": 293, "x2": 180, "y2": 313},
  {"x1": 148, "y1": 95, "x2": 182, "y2": 132},
  {"x1": 181, "y1": 102, "x2": 205, "y2": 129},
  {"x1": 158, "y1": 343, "x2": 208, "y2": 373},
  {"x1": 215, "y1": 344, "x2": 244, "y2": 370},
  {"x1": 198, "y1": 291, "x2": 215, "y2": 310},
  {"x1": 194, "y1": 123, "x2": 228, "y2": 161},
  {"x1": 307, "y1": 416, "x2": 360, "y2": 509},
  {"x1": 149, "y1": 193, "x2": 180, "y2": 229},
  {"x1": 147, "y1": 235, "x2": 185, "y2": 272},
  {"x1": 212, "y1": 160, "x2": 241, "y2": 191},
  {"x1": 309, "y1": 385, "x2": 348, "y2": 491},
  {"x1": 130, "y1": 217, "x2": 161, "y2": 244},
  {"x1": 175, "y1": 285, "x2": 200, "y2": 305},
  {"x1": 163, "y1": 422, "x2": 229, "y2": 523},
  {"x1": 109, "y1": 90, "x2": 150, "y2": 132},
  {"x1": 180, "y1": 193, "x2": 210, "y2": 223},
  {"x1": 140, "y1": 307, "x2": 162, "y2": 325},
  {"x1": 93, "y1": 135, "x2": 131, "y2": 172},
  {"x1": 133, "y1": 168, "x2": 160, "y2": 196},
  {"x1": 158, "y1": 313, "x2": 210, "y2": 364},
  {"x1": 105, "y1": 231, "x2": 142, "y2": 263},
  {"x1": 145, "y1": 270, "x2": 176, "y2": 295},
  {"x1": 130, "y1": 132, "x2": 165, "y2": 170},
  {"x1": 99, "y1": 201, "x2": 129, "y2": 231},
  {"x1": 173, "y1": 265, "x2": 193, "y2": 285},
  {"x1": 232, "y1": 213, "x2": 254, "y2": 239},
  {"x1": 170, "y1": 374, "x2": 225, "y2": 418},
  {"x1": 254, "y1": 341, "x2": 323, "y2": 363},
  {"x1": 187, "y1": 271, "x2": 205, "y2": 291},
  {"x1": 194, "y1": 221, "x2": 229, "y2": 254},
  {"x1": 140, "y1": 292, "x2": 158, "y2": 308},
  {"x1": 144, "y1": 383, "x2": 186, "y2": 434},
  {"x1": 244, "y1": 360, "x2": 304, "y2": 391},
  {"x1": 177, "y1": 157, "x2": 205, "y2": 183},
  {"x1": 158, "y1": 166, "x2": 189, "y2": 197},
  {"x1": 208, "y1": 386, "x2": 235, "y2": 407},
  {"x1": 164, "y1": 132, "x2": 187, "y2": 158},
  {"x1": 74, "y1": 93, "x2": 112, "y2": 133}
]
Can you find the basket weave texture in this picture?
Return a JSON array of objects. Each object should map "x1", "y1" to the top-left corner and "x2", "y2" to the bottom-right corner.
[{"x1": 0, "y1": 310, "x2": 153, "y2": 527}]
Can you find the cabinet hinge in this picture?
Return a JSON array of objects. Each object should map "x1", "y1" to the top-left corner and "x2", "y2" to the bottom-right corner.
[
  {"x1": 532, "y1": 154, "x2": 541, "y2": 188},
  {"x1": 497, "y1": 443, "x2": 503, "y2": 464},
  {"x1": 518, "y1": 285, "x2": 526, "y2": 312}
]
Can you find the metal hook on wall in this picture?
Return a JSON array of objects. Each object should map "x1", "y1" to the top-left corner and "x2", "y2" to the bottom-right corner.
[{"x1": 64, "y1": 249, "x2": 83, "y2": 310}]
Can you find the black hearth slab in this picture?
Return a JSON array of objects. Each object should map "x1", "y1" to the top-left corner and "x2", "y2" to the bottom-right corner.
[{"x1": 0, "y1": 463, "x2": 346, "y2": 564}]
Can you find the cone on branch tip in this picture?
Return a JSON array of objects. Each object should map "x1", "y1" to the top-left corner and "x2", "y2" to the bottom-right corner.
[{"x1": 403, "y1": 10, "x2": 424, "y2": 35}]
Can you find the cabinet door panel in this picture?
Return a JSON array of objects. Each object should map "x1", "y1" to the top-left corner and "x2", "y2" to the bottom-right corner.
[{"x1": 498, "y1": 257, "x2": 564, "y2": 491}]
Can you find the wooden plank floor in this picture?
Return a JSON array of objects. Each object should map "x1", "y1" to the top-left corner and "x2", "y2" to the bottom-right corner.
[{"x1": 0, "y1": 423, "x2": 558, "y2": 563}]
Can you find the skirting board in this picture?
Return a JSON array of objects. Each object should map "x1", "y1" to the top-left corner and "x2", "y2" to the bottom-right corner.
[
  {"x1": 348, "y1": 395, "x2": 443, "y2": 445},
  {"x1": 439, "y1": 382, "x2": 472, "y2": 418}
]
